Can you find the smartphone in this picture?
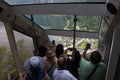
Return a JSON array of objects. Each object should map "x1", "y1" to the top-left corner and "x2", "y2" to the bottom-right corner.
[
  {"x1": 85, "y1": 43, "x2": 91, "y2": 49},
  {"x1": 67, "y1": 50, "x2": 73, "y2": 55}
]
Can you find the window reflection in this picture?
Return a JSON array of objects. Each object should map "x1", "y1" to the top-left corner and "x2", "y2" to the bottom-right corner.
[
  {"x1": 13, "y1": 30, "x2": 34, "y2": 66},
  {"x1": 0, "y1": 22, "x2": 17, "y2": 80}
]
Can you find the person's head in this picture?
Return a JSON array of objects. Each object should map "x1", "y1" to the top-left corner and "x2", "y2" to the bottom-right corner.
[
  {"x1": 90, "y1": 51, "x2": 102, "y2": 64},
  {"x1": 57, "y1": 56, "x2": 66, "y2": 70},
  {"x1": 29, "y1": 56, "x2": 42, "y2": 74},
  {"x1": 52, "y1": 40, "x2": 55, "y2": 44},
  {"x1": 55, "y1": 44, "x2": 64, "y2": 58},
  {"x1": 29, "y1": 56, "x2": 43, "y2": 79},
  {"x1": 30, "y1": 56, "x2": 40, "y2": 68},
  {"x1": 37, "y1": 45, "x2": 48, "y2": 57}
]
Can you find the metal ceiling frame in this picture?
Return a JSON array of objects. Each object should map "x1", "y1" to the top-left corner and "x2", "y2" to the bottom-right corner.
[
  {"x1": 45, "y1": 29, "x2": 98, "y2": 39},
  {"x1": 11, "y1": 3, "x2": 105, "y2": 39},
  {"x1": 12, "y1": 2, "x2": 105, "y2": 16},
  {"x1": 0, "y1": 1, "x2": 106, "y2": 39}
]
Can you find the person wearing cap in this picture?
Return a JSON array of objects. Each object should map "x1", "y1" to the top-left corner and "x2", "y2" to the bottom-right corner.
[{"x1": 24, "y1": 56, "x2": 50, "y2": 80}]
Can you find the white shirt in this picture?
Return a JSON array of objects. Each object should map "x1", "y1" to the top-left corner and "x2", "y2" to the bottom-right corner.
[{"x1": 53, "y1": 69, "x2": 77, "y2": 80}]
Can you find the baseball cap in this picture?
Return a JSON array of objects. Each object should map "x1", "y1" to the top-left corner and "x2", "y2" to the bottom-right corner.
[{"x1": 30, "y1": 56, "x2": 40, "y2": 68}]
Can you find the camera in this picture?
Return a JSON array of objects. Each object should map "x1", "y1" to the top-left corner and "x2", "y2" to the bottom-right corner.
[
  {"x1": 85, "y1": 43, "x2": 91, "y2": 49},
  {"x1": 68, "y1": 48, "x2": 73, "y2": 51}
]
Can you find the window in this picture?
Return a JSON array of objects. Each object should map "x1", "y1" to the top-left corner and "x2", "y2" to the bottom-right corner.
[
  {"x1": 0, "y1": 22, "x2": 17, "y2": 80},
  {"x1": 13, "y1": 30, "x2": 34, "y2": 66}
]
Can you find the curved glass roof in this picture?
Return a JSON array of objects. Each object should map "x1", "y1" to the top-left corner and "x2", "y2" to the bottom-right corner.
[
  {"x1": 4, "y1": 0, "x2": 105, "y2": 33},
  {"x1": 5, "y1": 0, "x2": 105, "y2": 5},
  {"x1": 26, "y1": 15, "x2": 101, "y2": 32}
]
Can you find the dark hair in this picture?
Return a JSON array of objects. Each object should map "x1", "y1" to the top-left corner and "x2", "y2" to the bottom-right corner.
[
  {"x1": 37, "y1": 45, "x2": 48, "y2": 57},
  {"x1": 90, "y1": 51, "x2": 102, "y2": 64},
  {"x1": 57, "y1": 56, "x2": 66, "y2": 70},
  {"x1": 52, "y1": 40, "x2": 55, "y2": 44},
  {"x1": 55, "y1": 44, "x2": 64, "y2": 58},
  {"x1": 74, "y1": 51, "x2": 81, "y2": 65}
]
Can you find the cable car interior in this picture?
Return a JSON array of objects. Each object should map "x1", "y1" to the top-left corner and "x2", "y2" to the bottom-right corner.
[{"x1": 0, "y1": 0, "x2": 120, "y2": 80}]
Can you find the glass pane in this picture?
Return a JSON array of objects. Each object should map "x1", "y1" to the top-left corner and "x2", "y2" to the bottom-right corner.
[
  {"x1": 13, "y1": 30, "x2": 34, "y2": 66},
  {"x1": 48, "y1": 35, "x2": 98, "y2": 50},
  {"x1": 4, "y1": 0, "x2": 105, "y2": 5},
  {"x1": 27, "y1": 15, "x2": 101, "y2": 32},
  {"x1": 32, "y1": 15, "x2": 66, "y2": 29},
  {"x1": 0, "y1": 22, "x2": 17, "y2": 80},
  {"x1": 49, "y1": 35, "x2": 98, "y2": 59}
]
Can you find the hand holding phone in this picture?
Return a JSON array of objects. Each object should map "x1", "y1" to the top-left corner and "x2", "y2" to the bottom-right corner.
[
  {"x1": 68, "y1": 48, "x2": 73, "y2": 51},
  {"x1": 85, "y1": 43, "x2": 91, "y2": 49}
]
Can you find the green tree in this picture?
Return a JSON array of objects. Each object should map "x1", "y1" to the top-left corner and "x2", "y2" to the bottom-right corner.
[
  {"x1": 0, "y1": 46, "x2": 17, "y2": 80},
  {"x1": 65, "y1": 16, "x2": 101, "y2": 32},
  {"x1": 16, "y1": 39, "x2": 33, "y2": 65},
  {"x1": 59, "y1": 15, "x2": 100, "y2": 50},
  {"x1": 0, "y1": 39, "x2": 33, "y2": 79}
]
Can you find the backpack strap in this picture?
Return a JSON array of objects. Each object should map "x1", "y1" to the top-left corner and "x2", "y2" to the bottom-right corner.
[
  {"x1": 86, "y1": 65, "x2": 98, "y2": 80},
  {"x1": 37, "y1": 70, "x2": 45, "y2": 80},
  {"x1": 47, "y1": 64, "x2": 54, "y2": 73}
]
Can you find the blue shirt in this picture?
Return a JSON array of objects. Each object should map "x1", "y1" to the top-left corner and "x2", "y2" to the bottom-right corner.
[{"x1": 24, "y1": 56, "x2": 45, "y2": 80}]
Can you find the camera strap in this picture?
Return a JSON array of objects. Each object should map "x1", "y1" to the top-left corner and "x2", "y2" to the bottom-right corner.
[{"x1": 86, "y1": 64, "x2": 98, "y2": 80}]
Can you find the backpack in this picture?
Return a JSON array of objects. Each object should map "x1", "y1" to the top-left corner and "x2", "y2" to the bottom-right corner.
[{"x1": 25, "y1": 67, "x2": 45, "y2": 80}]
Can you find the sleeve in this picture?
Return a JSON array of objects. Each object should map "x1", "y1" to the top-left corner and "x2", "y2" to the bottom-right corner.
[
  {"x1": 66, "y1": 71, "x2": 77, "y2": 80},
  {"x1": 24, "y1": 58, "x2": 31, "y2": 74}
]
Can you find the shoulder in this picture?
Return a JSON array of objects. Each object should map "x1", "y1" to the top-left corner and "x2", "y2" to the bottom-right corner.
[
  {"x1": 99, "y1": 62, "x2": 106, "y2": 66},
  {"x1": 24, "y1": 57, "x2": 31, "y2": 67},
  {"x1": 80, "y1": 58, "x2": 91, "y2": 67},
  {"x1": 24, "y1": 57, "x2": 32, "y2": 74},
  {"x1": 36, "y1": 56, "x2": 44, "y2": 60},
  {"x1": 53, "y1": 69, "x2": 77, "y2": 80},
  {"x1": 37, "y1": 56, "x2": 45, "y2": 69},
  {"x1": 53, "y1": 69, "x2": 67, "y2": 75},
  {"x1": 53, "y1": 69, "x2": 58, "y2": 74},
  {"x1": 63, "y1": 70, "x2": 77, "y2": 80},
  {"x1": 97, "y1": 62, "x2": 107, "y2": 71}
]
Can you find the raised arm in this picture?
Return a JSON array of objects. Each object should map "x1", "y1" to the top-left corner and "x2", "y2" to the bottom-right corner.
[
  {"x1": 82, "y1": 43, "x2": 91, "y2": 60},
  {"x1": 19, "y1": 72, "x2": 25, "y2": 80},
  {"x1": 81, "y1": 48, "x2": 89, "y2": 60},
  {"x1": 44, "y1": 73, "x2": 50, "y2": 80}
]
